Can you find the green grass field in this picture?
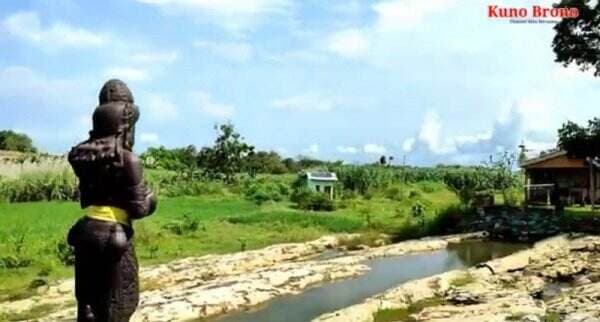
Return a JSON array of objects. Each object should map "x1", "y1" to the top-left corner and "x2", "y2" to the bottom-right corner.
[{"x1": 0, "y1": 182, "x2": 460, "y2": 298}]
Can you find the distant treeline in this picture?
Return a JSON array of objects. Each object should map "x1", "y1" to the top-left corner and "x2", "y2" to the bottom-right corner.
[{"x1": 0, "y1": 130, "x2": 36, "y2": 153}]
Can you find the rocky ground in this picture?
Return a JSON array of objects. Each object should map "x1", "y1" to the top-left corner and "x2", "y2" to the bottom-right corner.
[
  {"x1": 0, "y1": 232, "x2": 485, "y2": 321},
  {"x1": 314, "y1": 234, "x2": 600, "y2": 322}
]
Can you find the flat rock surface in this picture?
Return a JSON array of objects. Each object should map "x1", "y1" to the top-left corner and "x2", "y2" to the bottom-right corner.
[{"x1": 0, "y1": 232, "x2": 485, "y2": 321}]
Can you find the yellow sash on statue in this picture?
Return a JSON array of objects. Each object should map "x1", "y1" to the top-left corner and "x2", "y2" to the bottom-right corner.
[{"x1": 85, "y1": 206, "x2": 129, "y2": 226}]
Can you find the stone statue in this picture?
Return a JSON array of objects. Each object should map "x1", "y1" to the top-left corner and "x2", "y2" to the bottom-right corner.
[{"x1": 67, "y1": 79, "x2": 157, "y2": 322}]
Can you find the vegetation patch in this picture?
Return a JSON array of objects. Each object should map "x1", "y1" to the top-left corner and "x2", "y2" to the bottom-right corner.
[
  {"x1": 373, "y1": 297, "x2": 446, "y2": 322},
  {"x1": 544, "y1": 312, "x2": 561, "y2": 322},
  {"x1": 337, "y1": 232, "x2": 389, "y2": 250},
  {"x1": 449, "y1": 272, "x2": 476, "y2": 287}
]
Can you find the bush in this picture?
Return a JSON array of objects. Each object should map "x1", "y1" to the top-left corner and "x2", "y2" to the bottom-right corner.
[
  {"x1": 427, "y1": 204, "x2": 472, "y2": 235},
  {"x1": 384, "y1": 186, "x2": 404, "y2": 201},
  {"x1": 54, "y1": 239, "x2": 75, "y2": 266},
  {"x1": 291, "y1": 188, "x2": 335, "y2": 211},
  {"x1": 0, "y1": 233, "x2": 32, "y2": 269},
  {"x1": 1, "y1": 255, "x2": 32, "y2": 269},
  {"x1": 472, "y1": 190, "x2": 494, "y2": 207},
  {"x1": 416, "y1": 181, "x2": 442, "y2": 193},
  {"x1": 242, "y1": 178, "x2": 289, "y2": 205},
  {"x1": 162, "y1": 213, "x2": 200, "y2": 235},
  {"x1": 503, "y1": 187, "x2": 522, "y2": 207},
  {"x1": 145, "y1": 169, "x2": 229, "y2": 198},
  {"x1": 140, "y1": 145, "x2": 197, "y2": 171},
  {"x1": 408, "y1": 190, "x2": 421, "y2": 199}
]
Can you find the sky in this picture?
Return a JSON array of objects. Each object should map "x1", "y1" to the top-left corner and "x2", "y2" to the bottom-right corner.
[{"x1": 1, "y1": 0, "x2": 599, "y2": 165}]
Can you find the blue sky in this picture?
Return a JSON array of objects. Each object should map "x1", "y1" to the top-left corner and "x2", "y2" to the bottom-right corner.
[{"x1": 1, "y1": 0, "x2": 599, "y2": 165}]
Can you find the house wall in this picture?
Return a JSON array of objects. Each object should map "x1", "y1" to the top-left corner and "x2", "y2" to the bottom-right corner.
[
  {"x1": 527, "y1": 168, "x2": 588, "y2": 188},
  {"x1": 307, "y1": 180, "x2": 335, "y2": 198},
  {"x1": 526, "y1": 168, "x2": 595, "y2": 205}
]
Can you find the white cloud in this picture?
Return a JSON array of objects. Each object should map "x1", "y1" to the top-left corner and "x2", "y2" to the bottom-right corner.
[
  {"x1": 140, "y1": 92, "x2": 178, "y2": 122},
  {"x1": 418, "y1": 110, "x2": 456, "y2": 155},
  {"x1": 337, "y1": 145, "x2": 358, "y2": 154},
  {"x1": 191, "y1": 91, "x2": 236, "y2": 118},
  {"x1": 372, "y1": 0, "x2": 457, "y2": 32},
  {"x1": 512, "y1": 97, "x2": 556, "y2": 133},
  {"x1": 402, "y1": 138, "x2": 415, "y2": 153},
  {"x1": 139, "y1": 132, "x2": 160, "y2": 144},
  {"x1": 303, "y1": 144, "x2": 319, "y2": 155},
  {"x1": 410, "y1": 106, "x2": 533, "y2": 163},
  {"x1": 131, "y1": 51, "x2": 179, "y2": 64},
  {"x1": 194, "y1": 41, "x2": 253, "y2": 62},
  {"x1": 104, "y1": 67, "x2": 150, "y2": 82},
  {"x1": 272, "y1": 93, "x2": 334, "y2": 112},
  {"x1": 326, "y1": 28, "x2": 369, "y2": 59},
  {"x1": 2, "y1": 11, "x2": 108, "y2": 49},
  {"x1": 135, "y1": 0, "x2": 291, "y2": 32},
  {"x1": 324, "y1": 0, "x2": 458, "y2": 60},
  {"x1": 364, "y1": 143, "x2": 386, "y2": 154}
]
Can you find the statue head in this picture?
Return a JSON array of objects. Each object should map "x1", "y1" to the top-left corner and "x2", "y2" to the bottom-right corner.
[{"x1": 91, "y1": 79, "x2": 139, "y2": 150}]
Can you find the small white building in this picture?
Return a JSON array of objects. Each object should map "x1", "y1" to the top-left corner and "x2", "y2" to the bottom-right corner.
[{"x1": 303, "y1": 171, "x2": 338, "y2": 199}]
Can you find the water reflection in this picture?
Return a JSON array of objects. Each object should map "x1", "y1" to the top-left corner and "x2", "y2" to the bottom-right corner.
[{"x1": 212, "y1": 241, "x2": 528, "y2": 322}]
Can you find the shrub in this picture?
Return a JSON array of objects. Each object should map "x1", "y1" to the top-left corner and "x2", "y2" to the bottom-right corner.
[
  {"x1": 417, "y1": 181, "x2": 441, "y2": 193},
  {"x1": 242, "y1": 178, "x2": 289, "y2": 205},
  {"x1": 472, "y1": 190, "x2": 495, "y2": 208},
  {"x1": 162, "y1": 213, "x2": 199, "y2": 235},
  {"x1": 1, "y1": 255, "x2": 32, "y2": 269},
  {"x1": 449, "y1": 272, "x2": 476, "y2": 287},
  {"x1": 1, "y1": 233, "x2": 32, "y2": 269},
  {"x1": 291, "y1": 187, "x2": 335, "y2": 211},
  {"x1": 503, "y1": 187, "x2": 522, "y2": 207},
  {"x1": 427, "y1": 204, "x2": 472, "y2": 235},
  {"x1": 54, "y1": 239, "x2": 75, "y2": 266},
  {"x1": 384, "y1": 185, "x2": 404, "y2": 201},
  {"x1": 408, "y1": 190, "x2": 421, "y2": 199}
]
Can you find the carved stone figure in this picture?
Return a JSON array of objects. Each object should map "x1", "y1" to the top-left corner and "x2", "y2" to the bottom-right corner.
[{"x1": 67, "y1": 79, "x2": 156, "y2": 322}]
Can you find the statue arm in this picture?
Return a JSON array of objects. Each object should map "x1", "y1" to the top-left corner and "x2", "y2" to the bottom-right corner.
[{"x1": 122, "y1": 152, "x2": 157, "y2": 219}]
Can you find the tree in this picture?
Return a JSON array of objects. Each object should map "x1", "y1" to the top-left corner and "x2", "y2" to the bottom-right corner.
[
  {"x1": 557, "y1": 119, "x2": 600, "y2": 157},
  {"x1": 244, "y1": 151, "x2": 288, "y2": 176},
  {"x1": 552, "y1": 0, "x2": 600, "y2": 76},
  {"x1": 197, "y1": 123, "x2": 254, "y2": 182},
  {"x1": 140, "y1": 145, "x2": 197, "y2": 171},
  {"x1": 0, "y1": 130, "x2": 36, "y2": 153},
  {"x1": 487, "y1": 152, "x2": 519, "y2": 204}
]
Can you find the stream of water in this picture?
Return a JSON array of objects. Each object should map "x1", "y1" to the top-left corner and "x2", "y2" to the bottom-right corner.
[{"x1": 212, "y1": 241, "x2": 528, "y2": 322}]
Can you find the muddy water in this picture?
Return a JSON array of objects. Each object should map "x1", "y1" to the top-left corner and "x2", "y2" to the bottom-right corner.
[{"x1": 213, "y1": 241, "x2": 528, "y2": 322}]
